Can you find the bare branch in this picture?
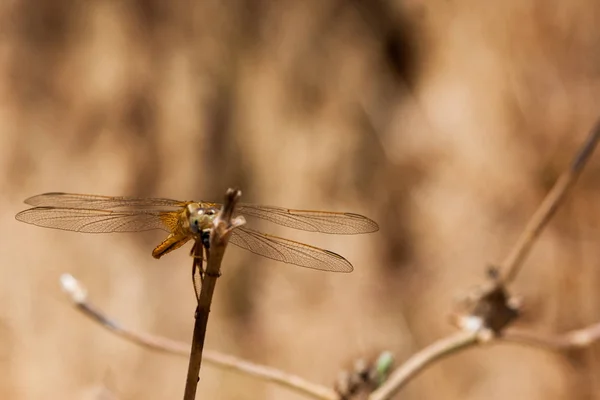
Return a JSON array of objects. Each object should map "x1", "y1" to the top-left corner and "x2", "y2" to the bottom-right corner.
[
  {"x1": 60, "y1": 274, "x2": 338, "y2": 400},
  {"x1": 502, "y1": 324, "x2": 600, "y2": 351},
  {"x1": 368, "y1": 331, "x2": 478, "y2": 400},
  {"x1": 362, "y1": 320, "x2": 600, "y2": 400},
  {"x1": 359, "y1": 120, "x2": 600, "y2": 400},
  {"x1": 364, "y1": 120, "x2": 600, "y2": 400},
  {"x1": 500, "y1": 120, "x2": 600, "y2": 283}
]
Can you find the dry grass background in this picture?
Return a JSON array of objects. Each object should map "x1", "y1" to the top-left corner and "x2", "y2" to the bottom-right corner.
[{"x1": 2, "y1": 1, "x2": 600, "y2": 399}]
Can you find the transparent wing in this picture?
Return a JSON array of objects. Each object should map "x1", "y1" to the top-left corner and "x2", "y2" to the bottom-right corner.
[
  {"x1": 236, "y1": 204, "x2": 378, "y2": 235},
  {"x1": 23, "y1": 192, "x2": 186, "y2": 210},
  {"x1": 15, "y1": 207, "x2": 178, "y2": 233},
  {"x1": 24, "y1": 194, "x2": 379, "y2": 234},
  {"x1": 229, "y1": 226, "x2": 353, "y2": 272}
]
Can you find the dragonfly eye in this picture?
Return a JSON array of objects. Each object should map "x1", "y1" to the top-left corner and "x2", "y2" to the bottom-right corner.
[
  {"x1": 187, "y1": 206, "x2": 219, "y2": 235},
  {"x1": 188, "y1": 215, "x2": 201, "y2": 234}
]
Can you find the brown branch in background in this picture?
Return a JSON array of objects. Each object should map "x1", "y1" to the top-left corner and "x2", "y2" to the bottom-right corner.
[
  {"x1": 184, "y1": 188, "x2": 245, "y2": 400},
  {"x1": 500, "y1": 120, "x2": 600, "y2": 283},
  {"x1": 365, "y1": 321, "x2": 600, "y2": 400},
  {"x1": 368, "y1": 118, "x2": 600, "y2": 400},
  {"x1": 368, "y1": 331, "x2": 479, "y2": 400},
  {"x1": 60, "y1": 274, "x2": 337, "y2": 400},
  {"x1": 503, "y1": 324, "x2": 600, "y2": 351}
]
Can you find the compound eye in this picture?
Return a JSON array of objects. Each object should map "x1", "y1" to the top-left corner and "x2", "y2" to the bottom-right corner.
[{"x1": 189, "y1": 215, "x2": 201, "y2": 234}]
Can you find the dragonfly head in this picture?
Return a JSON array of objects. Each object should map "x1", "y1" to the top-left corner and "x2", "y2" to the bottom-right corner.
[{"x1": 186, "y1": 203, "x2": 219, "y2": 235}]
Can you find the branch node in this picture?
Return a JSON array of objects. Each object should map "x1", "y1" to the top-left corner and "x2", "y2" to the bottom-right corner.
[{"x1": 452, "y1": 269, "x2": 520, "y2": 335}]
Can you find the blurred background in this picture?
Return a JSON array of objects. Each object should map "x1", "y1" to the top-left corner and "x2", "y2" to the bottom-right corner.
[{"x1": 2, "y1": 1, "x2": 600, "y2": 399}]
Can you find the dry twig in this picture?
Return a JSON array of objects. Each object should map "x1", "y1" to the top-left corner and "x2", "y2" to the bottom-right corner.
[
  {"x1": 60, "y1": 274, "x2": 338, "y2": 400},
  {"x1": 61, "y1": 268, "x2": 600, "y2": 400},
  {"x1": 368, "y1": 321, "x2": 600, "y2": 400},
  {"x1": 500, "y1": 120, "x2": 600, "y2": 283},
  {"x1": 368, "y1": 119, "x2": 600, "y2": 400},
  {"x1": 503, "y1": 324, "x2": 600, "y2": 351}
]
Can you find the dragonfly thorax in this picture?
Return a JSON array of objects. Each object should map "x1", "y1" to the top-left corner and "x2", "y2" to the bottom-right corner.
[{"x1": 186, "y1": 203, "x2": 219, "y2": 235}]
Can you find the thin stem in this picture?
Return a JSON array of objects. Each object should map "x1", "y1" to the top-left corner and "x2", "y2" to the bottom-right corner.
[
  {"x1": 364, "y1": 320, "x2": 600, "y2": 400},
  {"x1": 59, "y1": 274, "x2": 337, "y2": 400},
  {"x1": 368, "y1": 331, "x2": 478, "y2": 400},
  {"x1": 184, "y1": 240, "x2": 211, "y2": 400},
  {"x1": 184, "y1": 188, "x2": 243, "y2": 400},
  {"x1": 503, "y1": 323, "x2": 600, "y2": 350},
  {"x1": 500, "y1": 120, "x2": 600, "y2": 283}
]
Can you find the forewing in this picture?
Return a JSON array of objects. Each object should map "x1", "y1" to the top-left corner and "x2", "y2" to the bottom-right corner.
[
  {"x1": 236, "y1": 204, "x2": 379, "y2": 234},
  {"x1": 23, "y1": 192, "x2": 186, "y2": 210},
  {"x1": 15, "y1": 207, "x2": 178, "y2": 233},
  {"x1": 228, "y1": 226, "x2": 353, "y2": 272}
]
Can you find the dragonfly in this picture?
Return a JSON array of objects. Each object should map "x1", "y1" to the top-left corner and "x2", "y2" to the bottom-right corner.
[{"x1": 15, "y1": 192, "x2": 379, "y2": 273}]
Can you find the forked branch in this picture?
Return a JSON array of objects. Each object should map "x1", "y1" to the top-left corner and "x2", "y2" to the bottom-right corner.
[
  {"x1": 368, "y1": 321, "x2": 600, "y2": 400},
  {"x1": 369, "y1": 118, "x2": 600, "y2": 400}
]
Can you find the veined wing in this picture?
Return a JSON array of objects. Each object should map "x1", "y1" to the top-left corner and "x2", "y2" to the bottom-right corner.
[
  {"x1": 24, "y1": 194, "x2": 380, "y2": 235},
  {"x1": 23, "y1": 192, "x2": 187, "y2": 210},
  {"x1": 236, "y1": 204, "x2": 379, "y2": 235},
  {"x1": 229, "y1": 226, "x2": 353, "y2": 272},
  {"x1": 15, "y1": 207, "x2": 179, "y2": 233}
]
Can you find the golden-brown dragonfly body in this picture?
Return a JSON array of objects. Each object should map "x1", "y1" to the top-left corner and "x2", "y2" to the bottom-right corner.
[
  {"x1": 152, "y1": 202, "x2": 220, "y2": 259},
  {"x1": 16, "y1": 193, "x2": 379, "y2": 272}
]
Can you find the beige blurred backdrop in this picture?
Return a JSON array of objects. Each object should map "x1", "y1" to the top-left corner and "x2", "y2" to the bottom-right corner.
[{"x1": 2, "y1": 1, "x2": 600, "y2": 399}]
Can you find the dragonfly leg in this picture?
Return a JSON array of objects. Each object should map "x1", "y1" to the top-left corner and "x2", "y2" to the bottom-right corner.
[
  {"x1": 191, "y1": 242, "x2": 206, "y2": 302},
  {"x1": 153, "y1": 234, "x2": 191, "y2": 259},
  {"x1": 192, "y1": 259, "x2": 203, "y2": 301},
  {"x1": 200, "y1": 229, "x2": 221, "y2": 277},
  {"x1": 188, "y1": 242, "x2": 205, "y2": 261},
  {"x1": 201, "y1": 229, "x2": 211, "y2": 249}
]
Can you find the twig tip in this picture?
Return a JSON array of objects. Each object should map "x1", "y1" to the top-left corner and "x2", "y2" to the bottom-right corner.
[{"x1": 60, "y1": 273, "x2": 87, "y2": 304}]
